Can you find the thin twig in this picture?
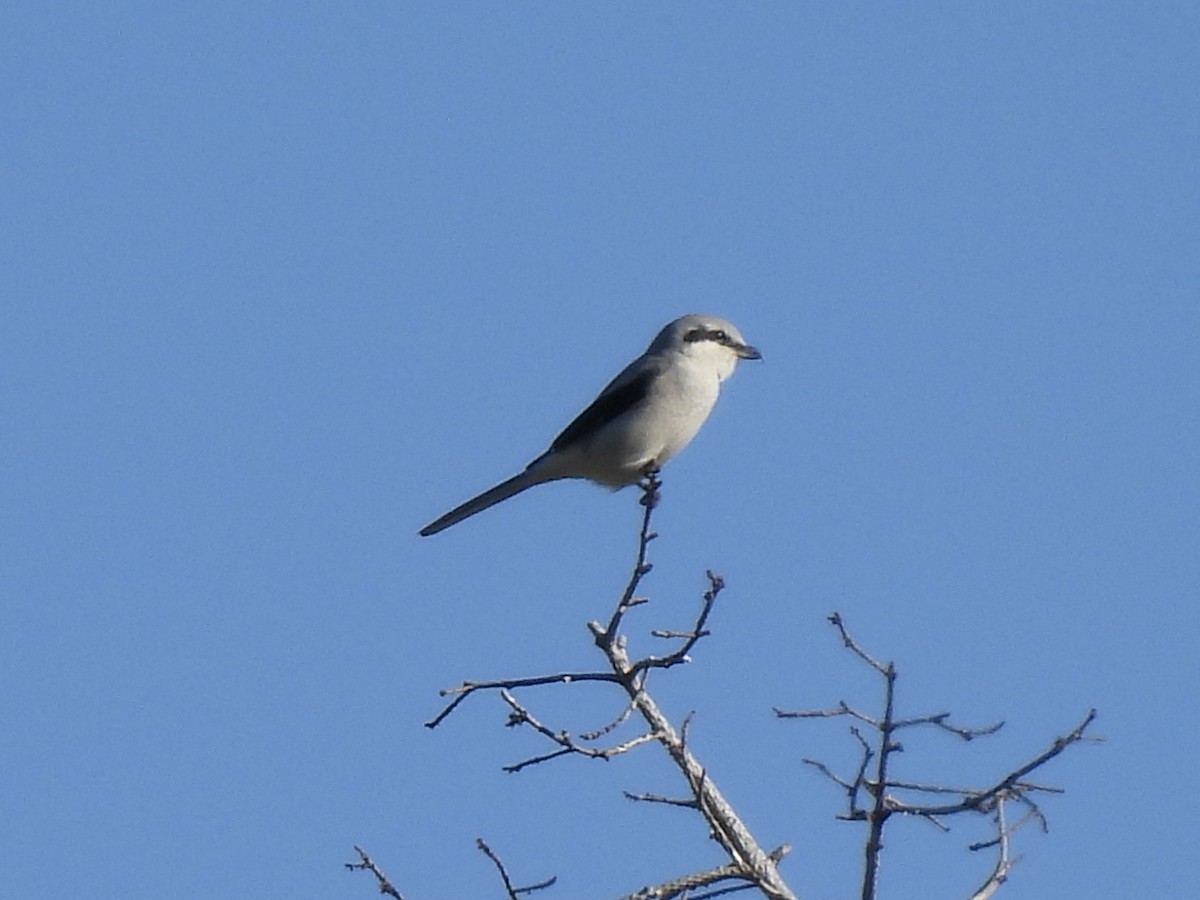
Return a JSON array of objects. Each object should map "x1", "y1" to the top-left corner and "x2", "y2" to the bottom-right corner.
[
  {"x1": 631, "y1": 570, "x2": 724, "y2": 675},
  {"x1": 598, "y1": 470, "x2": 661, "y2": 647},
  {"x1": 968, "y1": 799, "x2": 1017, "y2": 900},
  {"x1": 894, "y1": 709, "x2": 1098, "y2": 818},
  {"x1": 623, "y1": 790, "x2": 700, "y2": 809},
  {"x1": 345, "y1": 845, "x2": 406, "y2": 900},
  {"x1": 426, "y1": 671, "x2": 621, "y2": 729},
  {"x1": 828, "y1": 612, "x2": 889, "y2": 675},
  {"x1": 891, "y1": 712, "x2": 1004, "y2": 739},
  {"x1": 774, "y1": 699, "x2": 879, "y2": 728},
  {"x1": 499, "y1": 689, "x2": 658, "y2": 772},
  {"x1": 476, "y1": 838, "x2": 557, "y2": 898},
  {"x1": 580, "y1": 693, "x2": 639, "y2": 741},
  {"x1": 801, "y1": 757, "x2": 859, "y2": 795},
  {"x1": 860, "y1": 656, "x2": 897, "y2": 900}
]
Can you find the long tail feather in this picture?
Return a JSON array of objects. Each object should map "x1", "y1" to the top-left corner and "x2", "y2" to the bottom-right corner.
[{"x1": 419, "y1": 470, "x2": 546, "y2": 536}]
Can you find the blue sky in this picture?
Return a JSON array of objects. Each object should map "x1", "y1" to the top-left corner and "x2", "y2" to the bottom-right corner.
[{"x1": 3, "y1": 4, "x2": 1197, "y2": 899}]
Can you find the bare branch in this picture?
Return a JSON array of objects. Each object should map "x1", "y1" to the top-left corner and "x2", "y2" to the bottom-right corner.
[
  {"x1": 775, "y1": 699, "x2": 879, "y2": 728},
  {"x1": 828, "y1": 611, "x2": 889, "y2": 675},
  {"x1": 589, "y1": 630, "x2": 796, "y2": 899},
  {"x1": 419, "y1": 476, "x2": 797, "y2": 899},
  {"x1": 802, "y1": 757, "x2": 858, "y2": 795},
  {"x1": 891, "y1": 712, "x2": 1004, "y2": 740},
  {"x1": 774, "y1": 703, "x2": 847, "y2": 719},
  {"x1": 634, "y1": 570, "x2": 724, "y2": 674},
  {"x1": 476, "y1": 838, "x2": 556, "y2": 898},
  {"x1": 426, "y1": 671, "x2": 621, "y2": 729},
  {"x1": 582, "y1": 480, "x2": 796, "y2": 899},
  {"x1": 894, "y1": 709, "x2": 1098, "y2": 818},
  {"x1": 502, "y1": 747, "x2": 577, "y2": 772},
  {"x1": 967, "y1": 799, "x2": 1018, "y2": 900},
  {"x1": 345, "y1": 845, "x2": 406, "y2": 900},
  {"x1": 1010, "y1": 791, "x2": 1051, "y2": 834},
  {"x1": 860, "y1": 653, "x2": 898, "y2": 900},
  {"x1": 886, "y1": 778, "x2": 1064, "y2": 799},
  {"x1": 499, "y1": 689, "x2": 658, "y2": 772},
  {"x1": 616, "y1": 861, "x2": 748, "y2": 900},
  {"x1": 579, "y1": 694, "x2": 638, "y2": 741},
  {"x1": 618, "y1": 847, "x2": 792, "y2": 900},
  {"x1": 786, "y1": 615, "x2": 1097, "y2": 898},
  {"x1": 624, "y1": 790, "x2": 700, "y2": 810},
  {"x1": 597, "y1": 471, "x2": 662, "y2": 647}
]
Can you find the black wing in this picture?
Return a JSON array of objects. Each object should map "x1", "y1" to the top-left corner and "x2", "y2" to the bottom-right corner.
[{"x1": 548, "y1": 362, "x2": 658, "y2": 454}]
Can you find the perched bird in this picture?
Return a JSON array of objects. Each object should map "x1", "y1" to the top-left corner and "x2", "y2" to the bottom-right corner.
[{"x1": 419, "y1": 314, "x2": 760, "y2": 536}]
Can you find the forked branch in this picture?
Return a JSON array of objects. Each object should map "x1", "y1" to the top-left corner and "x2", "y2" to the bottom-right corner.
[
  {"x1": 425, "y1": 474, "x2": 797, "y2": 900},
  {"x1": 779, "y1": 614, "x2": 1098, "y2": 900}
]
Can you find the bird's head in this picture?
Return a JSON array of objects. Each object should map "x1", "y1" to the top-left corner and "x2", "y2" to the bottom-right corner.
[{"x1": 651, "y1": 314, "x2": 761, "y2": 381}]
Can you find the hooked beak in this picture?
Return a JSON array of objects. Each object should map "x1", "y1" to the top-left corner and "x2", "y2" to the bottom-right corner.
[{"x1": 735, "y1": 342, "x2": 762, "y2": 361}]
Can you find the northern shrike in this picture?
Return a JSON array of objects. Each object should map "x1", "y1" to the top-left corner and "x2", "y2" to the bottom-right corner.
[{"x1": 419, "y1": 314, "x2": 760, "y2": 536}]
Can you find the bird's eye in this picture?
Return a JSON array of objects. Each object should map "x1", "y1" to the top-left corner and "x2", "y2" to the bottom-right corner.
[{"x1": 711, "y1": 329, "x2": 728, "y2": 342}]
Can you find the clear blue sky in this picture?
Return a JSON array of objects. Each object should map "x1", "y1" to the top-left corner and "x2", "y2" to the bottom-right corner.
[{"x1": 3, "y1": 4, "x2": 1196, "y2": 899}]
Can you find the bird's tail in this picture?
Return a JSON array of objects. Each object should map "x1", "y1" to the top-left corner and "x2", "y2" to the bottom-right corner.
[{"x1": 419, "y1": 469, "x2": 549, "y2": 536}]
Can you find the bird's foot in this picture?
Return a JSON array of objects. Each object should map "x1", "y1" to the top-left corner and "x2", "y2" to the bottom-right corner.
[{"x1": 638, "y1": 466, "x2": 662, "y2": 507}]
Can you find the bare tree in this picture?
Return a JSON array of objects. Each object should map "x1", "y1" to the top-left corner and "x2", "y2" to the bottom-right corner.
[
  {"x1": 352, "y1": 475, "x2": 1097, "y2": 898},
  {"x1": 775, "y1": 613, "x2": 1098, "y2": 900}
]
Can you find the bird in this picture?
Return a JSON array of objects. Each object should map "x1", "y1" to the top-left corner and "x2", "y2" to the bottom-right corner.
[{"x1": 419, "y1": 314, "x2": 760, "y2": 536}]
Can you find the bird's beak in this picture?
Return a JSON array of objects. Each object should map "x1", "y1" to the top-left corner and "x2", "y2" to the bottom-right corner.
[{"x1": 736, "y1": 343, "x2": 762, "y2": 361}]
